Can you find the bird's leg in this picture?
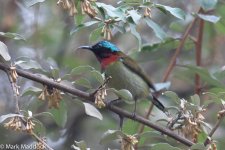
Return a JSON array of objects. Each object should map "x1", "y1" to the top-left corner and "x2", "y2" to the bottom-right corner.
[
  {"x1": 108, "y1": 98, "x2": 121, "y2": 105},
  {"x1": 107, "y1": 98, "x2": 124, "y2": 130},
  {"x1": 132, "y1": 100, "x2": 137, "y2": 118},
  {"x1": 119, "y1": 114, "x2": 124, "y2": 131}
]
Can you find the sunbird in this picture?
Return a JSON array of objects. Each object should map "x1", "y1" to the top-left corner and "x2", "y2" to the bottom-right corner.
[{"x1": 78, "y1": 41, "x2": 166, "y2": 114}]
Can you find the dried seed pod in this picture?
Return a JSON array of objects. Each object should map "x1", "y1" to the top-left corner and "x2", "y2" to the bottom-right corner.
[
  {"x1": 101, "y1": 25, "x2": 106, "y2": 34},
  {"x1": 94, "y1": 87, "x2": 107, "y2": 108},
  {"x1": 121, "y1": 135, "x2": 138, "y2": 150},
  {"x1": 35, "y1": 137, "x2": 46, "y2": 150},
  {"x1": 81, "y1": 0, "x2": 97, "y2": 18},
  {"x1": 144, "y1": 7, "x2": 152, "y2": 18},
  {"x1": 4, "y1": 117, "x2": 22, "y2": 132},
  {"x1": 38, "y1": 91, "x2": 45, "y2": 101},
  {"x1": 25, "y1": 119, "x2": 35, "y2": 133},
  {"x1": 57, "y1": 0, "x2": 78, "y2": 16},
  {"x1": 65, "y1": 0, "x2": 72, "y2": 9},
  {"x1": 9, "y1": 66, "x2": 18, "y2": 83},
  {"x1": 212, "y1": 143, "x2": 217, "y2": 150}
]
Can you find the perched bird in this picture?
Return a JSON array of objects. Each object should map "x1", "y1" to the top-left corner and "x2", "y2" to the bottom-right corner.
[{"x1": 78, "y1": 40, "x2": 166, "y2": 114}]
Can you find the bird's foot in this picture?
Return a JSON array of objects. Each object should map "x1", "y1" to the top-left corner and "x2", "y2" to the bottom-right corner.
[
  {"x1": 119, "y1": 115, "x2": 124, "y2": 131},
  {"x1": 164, "y1": 108, "x2": 171, "y2": 117},
  {"x1": 108, "y1": 98, "x2": 121, "y2": 106},
  {"x1": 131, "y1": 112, "x2": 136, "y2": 118}
]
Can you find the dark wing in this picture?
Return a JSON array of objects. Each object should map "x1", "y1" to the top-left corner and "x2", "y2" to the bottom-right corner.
[{"x1": 118, "y1": 52, "x2": 156, "y2": 91}]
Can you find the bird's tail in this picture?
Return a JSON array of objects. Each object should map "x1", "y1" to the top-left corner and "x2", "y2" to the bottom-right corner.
[{"x1": 150, "y1": 95, "x2": 166, "y2": 113}]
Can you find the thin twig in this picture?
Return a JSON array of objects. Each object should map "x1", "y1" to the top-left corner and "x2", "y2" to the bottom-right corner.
[
  {"x1": 204, "y1": 109, "x2": 225, "y2": 146},
  {"x1": 136, "y1": 11, "x2": 200, "y2": 139},
  {"x1": 137, "y1": 102, "x2": 154, "y2": 134},
  {"x1": 0, "y1": 63, "x2": 194, "y2": 147},
  {"x1": 195, "y1": 9, "x2": 205, "y2": 95},
  {"x1": 2, "y1": 65, "x2": 54, "y2": 150},
  {"x1": 106, "y1": 102, "x2": 194, "y2": 147},
  {"x1": 136, "y1": 10, "x2": 199, "y2": 146},
  {"x1": 0, "y1": 63, "x2": 91, "y2": 99},
  {"x1": 5, "y1": 69, "x2": 20, "y2": 114},
  {"x1": 91, "y1": 76, "x2": 112, "y2": 96},
  {"x1": 162, "y1": 14, "x2": 199, "y2": 82},
  {"x1": 31, "y1": 131, "x2": 54, "y2": 150}
]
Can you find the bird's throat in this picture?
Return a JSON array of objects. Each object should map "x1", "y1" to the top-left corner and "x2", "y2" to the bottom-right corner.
[{"x1": 100, "y1": 54, "x2": 120, "y2": 69}]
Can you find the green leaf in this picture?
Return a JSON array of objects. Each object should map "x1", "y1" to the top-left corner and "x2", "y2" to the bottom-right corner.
[
  {"x1": 22, "y1": 86, "x2": 42, "y2": 96},
  {"x1": 114, "y1": 24, "x2": 126, "y2": 33},
  {"x1": 141, "y1": 38, "x2": 181, "y2": 52},
  {"x1": 140, "y1": 131, "x2": 165, "y2": 140},
  {"x1": 83, "y1": 102, "x2": 103, "y2": 120},
  {"x1": 197, "y1": 14, "x2": 220, "y2": 23},
  {"x1": 15, "y1": 57, "x2": 42, "y2": 70},
  {"x1": 70, "y1": 21, "x2": 100, "y2": 35},
  {"x1": 199, "y1": 120, "x2": 212, "y2": 134},
  {"x1": 90, "y1": 70, "x2": 104, "y2": 84},
  {"x1": 197, "y1": 131, "x2": 208, "y2": 143},
  {"x1": 156, "y1": 4, "x2": 186, "y2": 20},
  {"x1": 190, "y1": 143, "x2": 205, "y2": 150},
  {"x1": 70, "y1": 66, "x2": 95, "y2": 75},
  {"x1": 96, "y1": 2, "x2": 126, "y2": 21},
  {"x1": 0, "y1": 32, "x2": 26, "y2": 41},
  {"x1": 74, "y1": 78, "x2": 92, "y2": 89},
  {"x1": 100, "y1": 130, "x2": 123, "y2": 144},
  {"x1": 213, "y1": 69, "x2": 225, "y2": 81},
  {"x1": 127, "y1": 10, "x2": 141, "y2": 24},
  {"x1": 182, "y1": 65, "x2": 224, "y2": 88},
  {"x1": 151, "y1": 143, "x2": 181, "y2": 150},
  {"x1": 33, "y1": 112, "x2": 54, "y2": 119},
  {"x1": 190, "y1": 94, "x2": 201, "y2": 106},
  {"x1": 49, "y1": 100, "x2": 67, "y2": 127},
  {"x1": 198, "y1": 0, "x2": 218, "y2": 11},
  {"x1": 112, "y1": 89, "x2": 133, "y2": 103},
  {"x1": 163, "y1": 91, "x2": 180, "y2": 105},
  {"x1": 23, "y1": 0, "x2": 46, "y2": 7},
  {"x1": 129, "y1": 23, "x2": 141, "y2": 50},
  {"x1": 0, "y1": 114, "x2": 24, "y2": 123},
  {"x1": 75, "y1": 1, "x2": 85, "y2": 25},
  {"x1": 169, "y1": 21, "x2": 185, "y2": 32},
  {"x1": 144, "y1": 18, "x2": 167, "y2": 40},
  {"x1": 32, "y1": 118, "x2": 46, "y2": 135},
  {"x1": 89, "y1": 27, "x2": 103, "y2": 42},
  {"x1": 0, "y1": 41, "x2": 11, "y2": 61}
]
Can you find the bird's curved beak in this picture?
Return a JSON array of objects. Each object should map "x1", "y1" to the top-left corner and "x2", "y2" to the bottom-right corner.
[{"x1": 77, "y1": 46, "x2": 92, "y2": 50}]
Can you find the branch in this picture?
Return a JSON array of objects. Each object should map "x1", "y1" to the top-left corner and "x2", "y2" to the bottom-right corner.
[
  {"x1": 107, "y1": 102, "x2": 194, "y2": 147},
  {"x1": 31, "y1": 131, "x2": 54, "y2": 150},
  {"x1": 195, "y1": 9, "x2": 205, "y2": 95},
  {"x1": 137, "y1": 103, "x2": 154, "y2": 134},
  {"x1": 162, "y1": 15, "x2": 198, "y2": 82},
  {"x1": 137, "y1": 12, "x2": 200, "y2": 136},
  {"x1": 5, "y1": 68, "x2": 20, "y2": 113},
  {"x1": 0, "y1": 63, "x2": 90, "y2": 99},
  {"x1": 204, "y1": 109, "x2": 225, "y2": 146},
  {"x1": 0, "y1": 62, "x2": 194, "y2": 147}
]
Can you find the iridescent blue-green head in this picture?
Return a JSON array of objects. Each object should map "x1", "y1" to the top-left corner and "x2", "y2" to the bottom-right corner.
[
  {"x1": 78, "y1": 40, "x2": 120, "y2": 62},
  {"x1": 78, "y1": 40, "x2": 121, "y2": 69}
]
